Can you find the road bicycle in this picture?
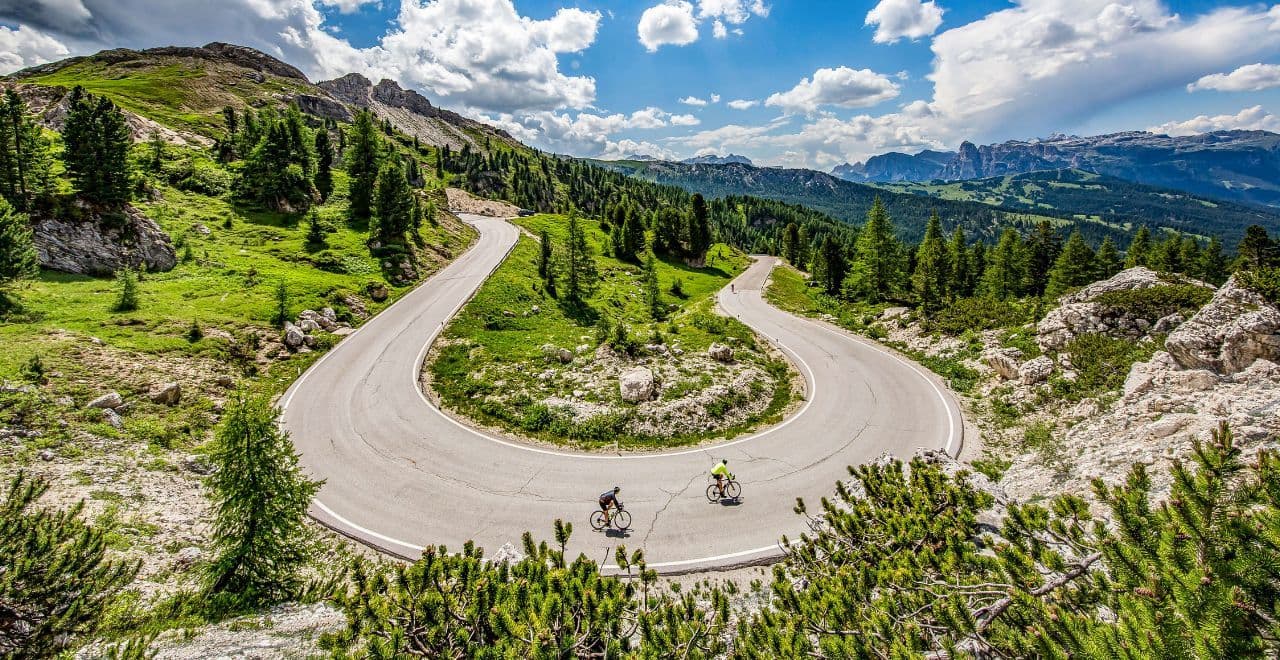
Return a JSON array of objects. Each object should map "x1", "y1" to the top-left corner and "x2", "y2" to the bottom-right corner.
[
  {"x1": 706, "y1": 478, "x2": 742, "y2": 502},
  {"x1": 590, "y1": 504, "x2": 632, "y2": 532}
]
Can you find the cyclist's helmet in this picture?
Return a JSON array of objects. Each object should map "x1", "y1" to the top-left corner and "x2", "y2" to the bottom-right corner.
[
  {"x1": 722, "y1": 459, "x2": 728, "y2": 464},
  {"x1": 613, "y1": 486, "x2": 621, "y2": 493}
]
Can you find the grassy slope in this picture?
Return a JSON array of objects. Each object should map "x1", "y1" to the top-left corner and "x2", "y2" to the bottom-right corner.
[{"x1": 428, "y1": 213, "x2": 797, "y2": 448}]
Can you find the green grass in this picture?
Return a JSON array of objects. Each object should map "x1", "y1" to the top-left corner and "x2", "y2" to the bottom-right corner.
[{"x1": 427, "y1": 213, "x2": 795, "y2": 448}]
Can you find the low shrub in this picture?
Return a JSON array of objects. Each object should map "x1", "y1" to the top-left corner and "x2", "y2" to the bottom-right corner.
[
  {"x1": 1091, "y1": 284, "x2": 1213, "y2": 319},
  {"x1": 932, "y1": 297, "x2": 1035, "y2": 336},
  {"x1": 1054, "y1": 333, "x2": 1162, "y2": 401},
  {"x1": 1239, "y1": 267, "x2": 1280, "y2": 305}
]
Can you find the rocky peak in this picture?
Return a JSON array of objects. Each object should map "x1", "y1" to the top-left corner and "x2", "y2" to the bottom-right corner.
[
  {"x1": 316, "y1": 73, "x2": 374, "y2": 106},
  {"x1": 371, "y1": 79, "x2": 436, "y2": 115}
]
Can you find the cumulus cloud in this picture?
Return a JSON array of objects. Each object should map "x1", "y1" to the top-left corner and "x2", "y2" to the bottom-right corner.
[
  {"x1": 727, "y1": 99, "x2": 758, "y2": 110},
  {"x1": 1188, "y1": 63, "x2": 1280, "y2": 92},
  {"x1": 670, "y1": 114, "x2": 701, "y2": 126},
  {"x1": 0, "y1": 24, "x2": 72, "y2": 73},
  {"x1": 865, "y1": 0, "x2": 944, "y2": 43},
  {"x1": 1148, "y1": 105, "x2": 1280, "y2": 136},
  {"x1": 316, "y1": 0, "x2": 379, "y2": 13},
  {"x1": 765, "y1": 66, "x2": 900, "y2": 114},
  {"x1": 680, "y1": 96, "x2": 709, "y2": 106},
  {"x1": 489, "y1": 106, "x2": 692, "y2": 158},
  {"x1": 0, "y1": 0, "x2": 601, "y2": 115},
  {"x1": 638, "y1": 1, "x2": 699, "y2": 52}
]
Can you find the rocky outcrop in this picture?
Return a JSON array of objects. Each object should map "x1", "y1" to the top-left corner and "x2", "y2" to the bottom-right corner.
[
  {"x1": 1018, "y1": 356, "x2": 1054, "y2": 385},
  {"x1": 1037, "y1": 268, "x2": 1213, "y2": 351},
  {"x1": 1165, "y1": 275, "x2": 1280, "y2": 375},
  {"x1": 87, "y1": 392, "x2": 123, "y2": 409},
  {"x1": 708, "y1": 343, "x2": 734, "y2": 362},
  {"x1": 34, "y1": 205, "x2": 176, "y2": 276},
  {"x1": 149, "y1": 382, "x2": 182, "y2": 406},
  {"x1": 984, "y1": 348, "x2": 1022, "y2": 381},
  {"x1": 317, "y1": 73, "x2": 509, "y2": 150},
  {"x1": 619, "y1": 368, "x2": 656, "y2": 403},
  {"x1": 291, "y1": 94, "x2": 351, "y2": 122}
]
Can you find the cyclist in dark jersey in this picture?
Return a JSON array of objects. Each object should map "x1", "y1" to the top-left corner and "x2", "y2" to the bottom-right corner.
[{"x1": 599, "y1": 486, "x2": 622, "y2": 524}]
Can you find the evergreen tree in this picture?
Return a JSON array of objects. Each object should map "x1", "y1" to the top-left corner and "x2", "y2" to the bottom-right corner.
[
  {"x1": 981, "y1": 228, "x2": 1027, "y2": 300},
  {"x1": 911, "y1": 212, "x2": 950, "y2": 314},
  {"x1": 652, "y1": 207, "x2": 685, "y2": 256},
  {"x1": 848, "y1": 198, "x2": 902, "y2": 302},
  {"x1": 1046, "y1": 229, "x2": 1098, "y2": 297},
  {"x1": 373, "y1": 155, "x2": 414, "y2": 246},
  {"x1": 236, "y1": 107, "x2": 314, "y2": 213},
  {"x1": 272, "y1": 281, "x2": 289, "y2": 328},
  {"x1": 0, "y1": 197, "x2": 38, "y2": 308},
  {"x1": 618, "y1": 208, "x2": 646, "y2": 263},
  {"x1": 1238, "y1": 224, "x2": 1278, "y2": 270},
  {"x1": 687, "y1": 193, "x2": 712, "y2": 265},
  {"x1": 947, "y1": 226, "x2": 971, "y2": 298},
  {"x1": 1024, "y1": 219, "x2": 1063, "y2": 296},
  {"x1": 146, "y1": 131, "x2": 164, "y2": 172},
  {"x1": 1095, "y1": 235, "x2": 1123, "y2": 278},
  {"x1": 222, "y1": 105, "x2": 238, "y2": 137},
  {"x1": 0, "y1": 472, "x2": 138, "y2": 657},
  {"x1": 112, "y1": 267, "x2": 139, "y2": 312},
  {"x1": 782, "y1": 222, "x2": 800, "y2": 266},
  {"x1": 643, "y1": 253, "x2": 663, "y2": 320},
  {"x1": 62, "y1": 87, "x2": 131, "y2": 208},
  {"x1": 1179, "y1": 235, "x2": 1202, "y2": 276},
  {"x1": 346, "y1": 110, "x2": 382, "y2": 225},
  {"x1": 434, "y1": 148, "x2": 444, "y2": 180},
  {"x1": 205, "y1": 390, "x2": 320, "y2": 602},
  {"x1": 304, "y1": 210, "x2": 326, "y2": 246},
  {"x1": 1125, "y1": 225, "x2": 1153, "y2": 268},
  {"x1": 970, "y1": 240, "x2": 987, "y2": 284},
  {"x1": 1198, "y1": 236, "x2": 1229, "y2": 284},
  {"x1": 313, "y1": 130, "x2": 333, "y2": 202},
  {"x1": 815, "y1": 235, "x2": 846, "y2": 296},
  {"x1": 562, "y1": 211, "x2": 597, "y2": 303},
  {"x1": 538, "y1": 229, "x2": 556, "y2": 297},
  {"x1": 0, "y1": 90, "x2": 53, "y2": 210}
]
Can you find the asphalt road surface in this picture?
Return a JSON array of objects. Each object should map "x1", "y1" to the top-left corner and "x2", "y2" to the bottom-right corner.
[{"x1": 281, "y1": 214, "x2": 962, "y2": 573}]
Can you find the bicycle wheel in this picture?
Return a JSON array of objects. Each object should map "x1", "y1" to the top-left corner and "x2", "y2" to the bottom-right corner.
[
  {"x1": 725, "y1": 481, "x2": 742, "y2": 499},
  {"x1": 589, "y1": 510, "x2": 607, "y2": 531},
  {"x1": 706, "y1": 484, "x2": 721, "y2": 502},
  {"x1": 613, "y1": 509, "x2": 632, "y2": 531}
]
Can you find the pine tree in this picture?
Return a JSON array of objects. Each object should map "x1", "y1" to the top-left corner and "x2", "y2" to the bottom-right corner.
[
  {"x1": 112, "y1": 267, "x2": 139, "y2": 312},
  {"x1": 1022, "y1": 220, "x2": 1062, "y2": 296},
  {"x1": 313, "y1": 130, "x2": 333, "y2": 202},
  {"x1": 236, "y1": 107, "x2": 315, "y2": 213},
  {"x1": 947, "y1": 226, "x2": 971, "y2": 298},
  {"x1": 981, "y1": 228, "x2": 1027, "y2": 300},
  {"x1": 0, "y1": 89, "x2": 53, "y2": 210},
  {"x1": 272, "y1": 280, "x2": 289, "y2": 328},
  {"x1": 373, "y1": 155, "x2": 413, "y2": 246},
  {"x1": 1125, "y1": 225, "x2": 1153, "y2": 268},
  {"x1": 1198, "y1": 236, "x2": 1229, "y2": 284},
  {"x1": 0, "y1": 196, "x2": 38, "y2": 309},
  {"x1": 346, "y1": 110, "x2": 382, "y2": 225},
  {"x1": 62, "y1": 87, "x2": 132, "y2": 208},
  {"x1": 643, "y1": 253, "x2": 663, "y2": 320},
  {"x1": 687, "y1": 193, "x2": 712, "y2": 265},
  {"x1": 434, "y1": 148, "x2": 444, "y2": 180},
  {"x1": 562, "y1": 211, "x2": 597, "y2": 303},
  {"x1": 1238, "y1": 224, "x2": 1278, "y2": 270},
  {"x1": 782, "y1": 222, "x2": 800, "y2": 266},
  {"x1": 538, "y1": 229, "x2": 556, "y2": 297},
  {"x1": 815, "y1": 235, "x2": 846, "y2": 296},
  {"x1": 652, "y1": 207, "x2": 685, "y2": 256},
  {"x1": 0, "y1": 472, "x2": 138, "y2": 657},
  {"x1": 619, "y1": 209, "x2": 646, "y2": 263},
  {"x1": 911, "y1": 212, "x2": 950, "y2": 314},
  {"x1": 146, "y1": 131, "x2": 164, "y2": 172},
  {"x1": 1095, "y1": 235, "x2": 1122, "y2": 278},
  {"x1": 205, "y1": 390, "x2": 320, "y2": 602},
  {"x1": 305, "y1": 210, "x2": 326, "y2": 246},
  {"x1": 847, "y1": 198, "x2": 902, "y2": 302},
  {"x1": 1046, "y1": 229, "x2": 1098, "y2": 297}
]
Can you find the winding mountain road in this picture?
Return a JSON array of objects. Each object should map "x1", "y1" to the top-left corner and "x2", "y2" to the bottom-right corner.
[{"x1": 281, "y1": 214, "x2": 962, "y2": 573}]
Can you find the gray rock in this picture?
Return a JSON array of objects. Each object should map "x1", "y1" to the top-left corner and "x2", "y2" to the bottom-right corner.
[
  {"x1": 490, "y1": 542, "x2": 524, "y2": 565},
  {"x1": 983, "y1": 348, "x2": 1022, "y2": 381},
  {"x1": 33, "y1": 204, "x2": 176, "y2": 276},
  {"x1": 86, "y1": 392, "x2": 123, "y2": 409},
  {"x1": 174, "y1": 546, "x2": 204, "y2": 569},
  {"x1": 283, "y1": 323, "x2": 305, "y2": 349},
  {"x1": 619, "y1": 367, "x2": 655, "y2": 403},
  {"x1": 215, "y1": 375, "x2": 235, "y2": 388},
  {"x1": 102, "y1": 408, "x2": 123, "y2": 429},
  {"x1": 1018, "y1": 356, "x2": 1054, "y2": 386},
  {"x1": 1037, "y1": 268, "x2": 1214, "y2": 352},
  {"x1": 298, "y1": 318, "x2": 321, "y2": 333},
  {"x1": 1166, "y1": 275, "x2": 1280, "y2": 375},
  {"x1": 149, "y1": 382, "x2": 182, "y2": 406},
  {"x1": 708, "y1": 343, "x2": 734, "y2": 362},
  {"x1": 38, "y1": 449, "x2": 55, "y2": 461}
]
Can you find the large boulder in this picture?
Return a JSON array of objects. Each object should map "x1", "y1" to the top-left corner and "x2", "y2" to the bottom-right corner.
[
  {"x1": 1165, "y1": 275, "x2": 1280, "y2": 375},
  {"x1": 1018, "y1": 356, "x2": 1054, "y2": 386},
  {"x1": 983, "y1": 348, "x2": 1022, "y2": 380},
  {"x1": 1037, "y1": 267, "x2": 1213, "y2": 352},
  {"x1": 33, "y1": 204, "x2": 176, "y2": 276},
  {"x1": 148, "y1": 382, "x2": 182, "y2": 406},
  {"x1": 283, "y1": 322, "x2": 306, "y2": 349},
  {"x1": 708, "y1": 343, "x2": 734, "y2": 362},
  {"x1": 619, "y1": 367, "x2": 655, "y2": 403},
  {"x1": 86, "y1": 392, "x2": 123, "y2": 409}
]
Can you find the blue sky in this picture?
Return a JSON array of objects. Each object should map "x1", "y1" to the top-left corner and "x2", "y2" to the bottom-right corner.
[{"x1": 4, "y1": 0, "x2": 1280, "y2": 169}]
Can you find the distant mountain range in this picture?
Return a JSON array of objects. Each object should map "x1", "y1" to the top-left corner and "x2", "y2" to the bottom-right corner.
[
  {"x1": 681, "y1": 153, "x2": 753, "y2": 166},
  {"x1": 831, "y1": 131, "x2": 1280, "y2": 209}
]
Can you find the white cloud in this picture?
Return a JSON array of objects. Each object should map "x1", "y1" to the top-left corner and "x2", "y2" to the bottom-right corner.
[
  {"x1": 727, "y1": 99, "x2": 758, "y2": 109},
  {"x1": 0, "y1": 24, "x2": 71, "y2": 73},
  {"x1": 670, "y1": 114, "x2": 701, "y2": 126},
  {"x1": 680, "y1": 95, "x2": 709, "y2": 106},
  {"x1": 316, "y1": 0, "x2": 378, "y2": 13},
  {"x1": 1189, "y1": 63, "x2": 1280, "y2": 92},
  {"x1": 638, "y1": 1, "x2": 699, "y2": 52},
  {"x1": 865, "y1": 0, "x2": 944, "y2": 44},
  {"x1": 697, "y1": 0, "x2": 769, "y2": 24},
  {"x1": 1148, "y1": 105, "x2": 1280, "y2": 136},
  {"x1": 765, "y1": 66, "x2": 900, "y2": 114},
  {"x1": 710, "y1": 93, "x2": 721, "y2": 103},
  {"x1": 712, "y1": 19, "x2": 727, "y2": 39}
]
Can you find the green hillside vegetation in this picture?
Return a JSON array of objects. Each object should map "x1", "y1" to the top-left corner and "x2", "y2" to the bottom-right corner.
[
  {"x1": 881, "y1": 169, "x2": 1280, "y2": 244},
  {"x1": 429, "y1": 211, "x2": 798, "y2": 448}
]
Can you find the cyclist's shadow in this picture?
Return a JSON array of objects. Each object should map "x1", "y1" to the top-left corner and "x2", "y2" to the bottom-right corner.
[
  {"x1": 709, "y1": 496, "x2": 743, "y2": 507},
  {"x1": 603, "y1": 528, "x2": 631, "y2": 539}
]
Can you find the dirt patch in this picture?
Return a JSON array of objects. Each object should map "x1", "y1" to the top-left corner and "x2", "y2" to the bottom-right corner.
[{"x1": 445, "y1": 187, "x2": 522, "y2": 217}]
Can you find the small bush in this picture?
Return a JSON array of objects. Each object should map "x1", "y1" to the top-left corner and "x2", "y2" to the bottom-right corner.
[
  {"x1": 1054, "y1": 333, "x2": 1161, "y2": 401},
  {"x1": 1091, "y1": 284, "x2": 1213, "y2": 319},
  {"x1": 1239, "y1": 267, "x2": 1280, "y2": 305},
  {"x1": 932, "y1": 297, "x2": 1034, "y2": 336},
  {"x1": 113, "y1": 268, "x2": 139, "y2": 312},
  {"x1": 186, "y1": 319, "x2": 204, "y2": 342},
  {"x1": 669, "y1": 278, "x2": 686, "y2": 298},
  {"x1": 21, "y1": 354, "x2": 45, "y2": 384}
]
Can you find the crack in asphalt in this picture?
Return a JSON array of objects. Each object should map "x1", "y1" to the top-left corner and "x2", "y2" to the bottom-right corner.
[{"x1": 642, "y1": 472, "x2": 702, "y2": 549}]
